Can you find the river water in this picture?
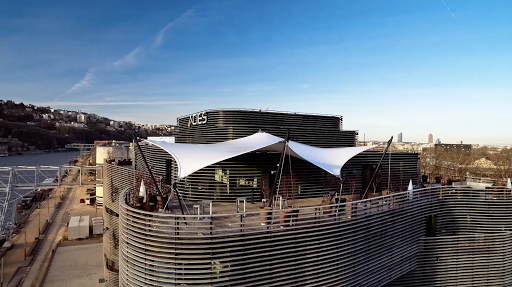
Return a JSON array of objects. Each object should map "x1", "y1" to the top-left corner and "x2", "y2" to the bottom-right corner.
[
  {"x1": 0, "y1": 151, "x2": 80, "y2": 167},
  {"x1": 0, "y1": 151, "x2": 81, "y2": 235}
]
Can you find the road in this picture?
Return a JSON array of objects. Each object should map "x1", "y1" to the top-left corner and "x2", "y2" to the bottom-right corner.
[
  {"x1": 21, "y1": 164, "x2": 84, "y2": 287},
  {"x1": 2, "y1": 195, "x2": 59, "y2": 286},
  {"x1": 1, "y1": 157, "x2": 85, "y2": 287}
]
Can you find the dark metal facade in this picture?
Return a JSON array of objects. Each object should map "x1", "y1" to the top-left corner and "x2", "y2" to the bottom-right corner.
[
  {"x1": 132, "y1": 110, "x2": 420, "y2": 202},
  {"x1": 135, "y1": 142, "x2": 420, "y2": 202},
  {"x1": 176, "y1": 109, "x2": 358, "y2": 148}
]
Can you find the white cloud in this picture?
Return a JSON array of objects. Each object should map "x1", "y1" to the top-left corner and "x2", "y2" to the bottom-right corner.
[{"x1": 40, "y1": 101, "x2": 190, "y2": 106}]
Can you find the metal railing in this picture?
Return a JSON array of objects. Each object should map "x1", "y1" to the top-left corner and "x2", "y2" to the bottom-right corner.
[{"x1": 0, "y1": 165, "x2": 103, "y2": 232}]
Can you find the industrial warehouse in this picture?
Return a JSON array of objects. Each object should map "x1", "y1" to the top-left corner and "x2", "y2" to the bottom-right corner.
[{"x1": 102, "y1": 109, "x2": 512, "y2": 286}]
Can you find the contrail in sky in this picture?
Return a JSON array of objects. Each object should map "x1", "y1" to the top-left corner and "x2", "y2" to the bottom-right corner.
[
  {"x1": 440, "y1": 0, "x2": 464, "y2": 29},
  {"x1": 62, "y1": 9, "x2": 194, "y2": 96}
]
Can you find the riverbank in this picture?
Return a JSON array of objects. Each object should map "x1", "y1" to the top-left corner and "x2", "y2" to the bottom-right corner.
[
  {"x1": 2, "y1": 148, "x2": 76, "y2": 157},
  {"x1": 0, "y1": 150, "x2": 80, "y2": 167}
]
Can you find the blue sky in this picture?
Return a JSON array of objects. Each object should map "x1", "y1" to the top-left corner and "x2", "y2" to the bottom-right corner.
[{"x1": 1, "y1": 0, "x2": 512, "y2": 144}]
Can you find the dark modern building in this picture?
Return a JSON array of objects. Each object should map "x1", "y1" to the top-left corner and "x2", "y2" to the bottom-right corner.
[
  {"x1": 136, "y1": 109, "x2": 419, "y2": 201},
  {"x1": 103, "y1": 109, "x2": 428, "y2": 286}
]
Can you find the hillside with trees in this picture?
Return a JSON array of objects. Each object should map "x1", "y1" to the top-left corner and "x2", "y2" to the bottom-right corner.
[{"x1": 0, "y1": 100, "x2": 172, "y2": 152}]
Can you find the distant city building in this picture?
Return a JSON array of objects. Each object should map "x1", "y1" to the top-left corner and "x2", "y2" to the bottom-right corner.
[
  {"x1": 435, "y1": 138, "x2": 441, "y2": 144},
  {"x1": 435, "y1": 143, "x2": 472, "y2": 154},
  {"x1": 398, "y1": 133, "x2": 403, "y2": 143},
  {"x1": 457, "y1": 141, "x2": 463, "y2": 144},
  {"x1": 56, "y1": 122, "x2": 86, "y2": 128},
  {"x1": 77, "y1": 113, "x2": 87, "y2": 124},
  {"x1": 428, "y1": 133, "x2": 433, "y2": 144},
  {"x1": 110, "y1": 120, "x2": 120, "y2": 129}
]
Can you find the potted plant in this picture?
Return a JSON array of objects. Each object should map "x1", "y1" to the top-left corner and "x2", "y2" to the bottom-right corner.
[
  {"x1": 259, "y1": 180, "x2": 272, "y2": 225},
  {"x1": 278, "y1": 208, "x2": 291, "y2": 225},
  {"x1": 278, "y1": 174, "x2": 299, "y2": 226},
  {"x1": 321, "y1": 192, "x2": 334, "y2": 214},
  {"x1": 343, "y1": 176, "x2": 360, "y2": 216}
]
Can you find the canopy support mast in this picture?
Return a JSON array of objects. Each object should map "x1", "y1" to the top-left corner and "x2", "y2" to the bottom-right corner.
[
  {"x1": 132, "y1": 129, "x2": 163, "y2": 197},
  {"x1": 362, "y1": 136, "x2": 393, "y2": 199},
  {"x1": 270, "y1": 129, "x2": 290, "y2": 201}
]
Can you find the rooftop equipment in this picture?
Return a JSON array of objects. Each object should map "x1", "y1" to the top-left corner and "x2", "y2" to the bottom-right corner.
[
  {"x1": 68, "y1": 215, "x2": 89, "y2": 240},
  {"x1": 92, "y1": 217, "x2": 104, "y2": 235}
]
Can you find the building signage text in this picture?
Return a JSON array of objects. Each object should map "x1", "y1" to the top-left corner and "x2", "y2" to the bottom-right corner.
[{"x1": 188, "y1": 112, "x2": 208, "y2": 127}]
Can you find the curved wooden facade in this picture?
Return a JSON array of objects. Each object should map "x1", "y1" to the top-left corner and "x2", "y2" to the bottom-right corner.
[{"x1": 118, "y1": 184, "x2": 512, "y2": 286}]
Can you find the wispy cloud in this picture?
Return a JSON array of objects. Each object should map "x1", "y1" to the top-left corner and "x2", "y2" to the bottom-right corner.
[
  {"x1": 113, "y1": 46, "x2": 142, "y2": 67},
  {"x1": 40, "y1": 101, "x2": 190, "y2": 106},
  {"x1": 66, "y1": 68, "x2": 95, "y2": 94},
  {"x1": 153, "y1": 9, "x2": 194, "y2": 47},
  {"x1": 63, "y1": 9, "x2": 194, "y2": 96},
  {"x1": 440, "y1": 0, "x2": 464, "y2": 29}
]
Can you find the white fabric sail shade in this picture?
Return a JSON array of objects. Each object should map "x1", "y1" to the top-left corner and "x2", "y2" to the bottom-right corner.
[
  {"x1": 145, "y1": 132, "x2": 376, "y2": 180},
  {"x1": 287, "y1": 140, "x2": 377, "y2": 176}
]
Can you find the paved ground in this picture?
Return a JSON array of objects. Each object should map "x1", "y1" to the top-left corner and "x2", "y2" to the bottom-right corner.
[
  {"x1": 20, "y1": 179, "x2": 82, "y2": 287},
  {"x1": 3, "y1": 194, "x2": 59, "y2": 286},
  {"x1": 1, "y1": 155, "x2": 106, "y2": 287},
  {"x1": 43, "y1": 243, "x2": 105, "y2": 287},
  {"x1": 21, "y1": 156, "x2": 103, "y2": 287}
]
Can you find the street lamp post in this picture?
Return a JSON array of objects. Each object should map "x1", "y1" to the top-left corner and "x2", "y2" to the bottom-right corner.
[
  {"x1": 1, "y1": 257, "x2": 4, "y2": 287},
  {"x1": 24, "y1": 230, "x2": 27, "y2": 261}
]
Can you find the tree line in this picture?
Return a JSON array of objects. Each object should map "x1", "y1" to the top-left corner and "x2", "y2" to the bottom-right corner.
[{"x1": 421, "y1": 146, "x2": 512, "y2": 184}]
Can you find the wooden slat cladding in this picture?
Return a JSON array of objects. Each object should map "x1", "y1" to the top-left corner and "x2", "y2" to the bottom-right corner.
[
  {"x1": 342, "y1": 151, "x2": 420, "y2": 194},
  {"x1": 176, "y1": 109, "x2": 357, "y2": 148},
  {"x1": 118, "y1": 185, "x2": 512, "y2": 286}
]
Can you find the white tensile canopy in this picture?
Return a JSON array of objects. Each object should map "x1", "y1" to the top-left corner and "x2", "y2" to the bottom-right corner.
[{"x1": 145, "y1": 131, "x2": 376, "y2": 180}]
